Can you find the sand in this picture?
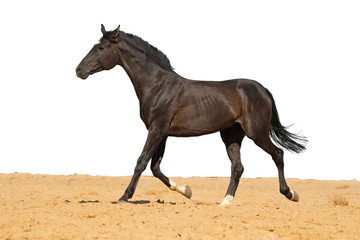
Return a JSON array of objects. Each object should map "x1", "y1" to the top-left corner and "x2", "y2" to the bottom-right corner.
[{"x1": 1, "y1": 173, "x2": 359, "y2": 240}]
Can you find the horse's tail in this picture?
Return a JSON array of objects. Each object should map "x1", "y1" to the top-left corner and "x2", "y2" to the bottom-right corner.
[{"x1": 266, "y1": 89, "x2": 307, "y2": 153}]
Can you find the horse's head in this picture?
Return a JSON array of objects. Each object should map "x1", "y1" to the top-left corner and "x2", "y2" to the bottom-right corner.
[{"x1": 76, "y1": 24, "x2": 121, "y2": 80}]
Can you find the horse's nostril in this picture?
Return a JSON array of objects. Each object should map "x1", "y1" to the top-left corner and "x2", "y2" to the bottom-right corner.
[
  {"x1": 76, "y1": 67, "x2": 83, "y2": 76},
  {"x1": 76, "y1": 67, "x2": 83, "y2": 78}
]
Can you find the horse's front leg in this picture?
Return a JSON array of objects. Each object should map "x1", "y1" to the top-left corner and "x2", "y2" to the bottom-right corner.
[{"x1": 118, "y1": 128, "x2": 166, "y2": 202}]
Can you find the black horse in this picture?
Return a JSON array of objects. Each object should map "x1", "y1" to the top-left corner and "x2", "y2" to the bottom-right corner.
[{"x1": 76, "y1": 25, "x2": 307, "y2": 206}]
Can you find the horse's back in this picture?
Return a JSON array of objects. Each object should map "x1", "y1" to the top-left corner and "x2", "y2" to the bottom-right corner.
[{"x1": 169, "y1": 78, "x2": 271, "y2": 137}]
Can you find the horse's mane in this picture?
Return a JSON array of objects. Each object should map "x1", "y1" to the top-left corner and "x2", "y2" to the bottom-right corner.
[{"x1": 120, "y1": 31, "x2": 174, "y2": 72}]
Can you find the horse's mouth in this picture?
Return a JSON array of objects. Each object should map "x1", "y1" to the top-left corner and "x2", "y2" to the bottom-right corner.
[
  {"x1": 76, "y1": 69, "x2": 101, "y2": 80},
  {"x1": 77, "y1": 73, "x2": 89, "y2": 80}
]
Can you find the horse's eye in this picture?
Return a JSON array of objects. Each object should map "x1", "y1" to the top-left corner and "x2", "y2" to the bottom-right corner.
[{"x1": 98, "y1": 46, "x2": 105, "y2": 50}]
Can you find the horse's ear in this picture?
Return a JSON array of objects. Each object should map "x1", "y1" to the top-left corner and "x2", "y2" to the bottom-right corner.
[
  {"x1": 111, "y1": 25, "x2": 120, "y2": 39},
  {"x1": 101, "y1": 24, "x2": 106, "y2": 35}
]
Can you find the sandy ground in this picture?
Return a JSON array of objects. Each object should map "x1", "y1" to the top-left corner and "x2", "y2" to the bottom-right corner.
[{"x1": 1, "y1": 173, "x2": 359, "y2": 240}]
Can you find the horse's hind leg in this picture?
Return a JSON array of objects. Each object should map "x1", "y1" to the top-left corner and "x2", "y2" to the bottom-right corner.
[
  {"x1": 151, "y1": 138, "x2": 192, "y2": 199},
  {"x1": 253, "y1": 135, "x2": 299, "y2": 202},
  {"x1": 219, "y1": 124, "x2": 245, "y2": 206}
]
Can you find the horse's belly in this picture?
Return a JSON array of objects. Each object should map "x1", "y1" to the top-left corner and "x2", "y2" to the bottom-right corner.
[{"x1": 169, "y1": 109, "x2": 237, "y2": 137}]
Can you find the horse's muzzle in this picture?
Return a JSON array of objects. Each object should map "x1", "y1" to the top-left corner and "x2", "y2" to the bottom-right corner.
[{"x1": 76, "y1": 67, "x2": 89, "y2": 80}]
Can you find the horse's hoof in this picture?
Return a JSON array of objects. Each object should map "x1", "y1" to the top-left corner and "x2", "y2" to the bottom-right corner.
[
  {"x1": 183, "y1": 185, "x2": 192, "y2": 199},
  {"x1": 219, "y1": 195, "x2": 234, "y2": 206},
  {"x1": 290, "y1": 189, "x2": 299, "y2": 202}
]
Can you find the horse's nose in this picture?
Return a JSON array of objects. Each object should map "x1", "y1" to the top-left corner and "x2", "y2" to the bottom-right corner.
[{"x1": 76, "y1": 66, "x2": 87, "y2": 79}]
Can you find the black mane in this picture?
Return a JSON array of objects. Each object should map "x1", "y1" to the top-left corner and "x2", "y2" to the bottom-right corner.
[{"x1": 120, "y1": 31, "x2": 174, "y2": 72}]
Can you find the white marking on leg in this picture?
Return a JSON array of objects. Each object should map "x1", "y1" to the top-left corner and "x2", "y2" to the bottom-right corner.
[
  {"x1": 169, "y1": 179, "x2": 192, "y2": 198},
  {"x1": 290, "y1": 189, "x2": 295, "y2": 200},
  {"x1": 219, "y1": 194, "x2": 234, "y2": 206},
  {"x1": 169, "y1": 179, "x2": 177, "y2": 191},
  {"x1": 290, "y1": 189, "x2": 299, "y2": 202}
]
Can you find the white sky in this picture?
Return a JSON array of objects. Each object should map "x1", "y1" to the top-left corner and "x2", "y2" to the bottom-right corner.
[{"x1": 1, "y1": 1, "x2": 359, "y2": 180}]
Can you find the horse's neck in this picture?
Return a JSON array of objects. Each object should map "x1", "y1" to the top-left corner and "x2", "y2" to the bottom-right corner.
[{"x1": 115, "y1": 42, "x2": 173, "y2": 102}]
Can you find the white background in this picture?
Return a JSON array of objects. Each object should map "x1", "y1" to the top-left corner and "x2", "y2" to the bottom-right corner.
[{"x1": 1, "y1": 1, "x2": 359, "y2": 180}]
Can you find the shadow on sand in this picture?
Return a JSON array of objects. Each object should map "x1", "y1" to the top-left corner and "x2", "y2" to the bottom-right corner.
[{"x1": 111, "y1": 200, "x2": 151, "y2": 205}]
